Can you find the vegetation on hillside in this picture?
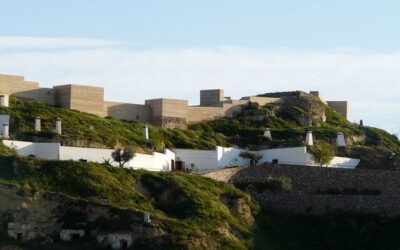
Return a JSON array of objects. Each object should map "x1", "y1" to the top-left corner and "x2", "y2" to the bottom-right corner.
[
  {"x1": 0, "y1": 148, "x2": 257, "y2": 249},
  {"x1": 0, "y1": 97, "x2": 226, "y2": 152},
  {"x1": 1, "y1": 95, "x2": 399, "y2": 157},
  {"x1": 308, "y1": 142, "x2": 336, "y2": 167}
]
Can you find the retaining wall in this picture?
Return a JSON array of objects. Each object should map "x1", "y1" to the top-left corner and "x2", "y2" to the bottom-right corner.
[{"x1": 231, "y1": 165, "x2": 400, "y2": 216}]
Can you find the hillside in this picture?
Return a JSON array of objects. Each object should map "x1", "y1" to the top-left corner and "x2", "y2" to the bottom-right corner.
[
  {"x1": 0, "y1": 146, "x2": 258, "y2": 249},
  {"x1": 1, "y1": 94, "x2": 399, "y2": 169},
  {"x1": 0, "y1": 97, "x2": 227, "y2": 152},
  {"x1": 2, "y1": 147, "x2": 400, "y2": 249},
  {"x1": 1, "y1": 93, "x2": 400, "y2": 249}
]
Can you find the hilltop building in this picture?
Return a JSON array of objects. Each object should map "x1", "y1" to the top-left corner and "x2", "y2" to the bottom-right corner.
[{"x1": 0, "y1": 73, "x2": 348, "y2": 128}]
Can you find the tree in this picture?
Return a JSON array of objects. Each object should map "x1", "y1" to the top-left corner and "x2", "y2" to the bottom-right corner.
[
  {"x1": 239, "y1": 151, "x2": 263, "y2": 166},
  {"x1": 309, "y1": 142, "x2": 335, "y2": 167},
  {"x1": 111, "y1": 148, "x2": 135, "y2": 167}
]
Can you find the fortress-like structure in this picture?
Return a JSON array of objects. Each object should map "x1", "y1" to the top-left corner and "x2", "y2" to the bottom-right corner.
[{"x1": 0, "y1": 74, "x2": 347, "y2": 128}]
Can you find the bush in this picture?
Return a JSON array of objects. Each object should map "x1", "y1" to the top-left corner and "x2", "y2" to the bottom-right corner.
[
  {"x1": 234, "y1": 176, "x2": 292, "y2": 192},
  {"x1": 239, "y1": 151, "x2": 263, "y2": 166},
  {"x1": 309, "y1": 142, "x2": 335, "y2": 167}
]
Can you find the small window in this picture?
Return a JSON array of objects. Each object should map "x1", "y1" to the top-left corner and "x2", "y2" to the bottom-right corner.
[{"x1": 136, "y1": 115, "x2": 140, "y2": 120}]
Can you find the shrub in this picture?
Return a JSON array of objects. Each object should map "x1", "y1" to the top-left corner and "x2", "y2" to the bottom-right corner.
[
  {"x1": 111, "y1": 148, "x2": 135, "y2": 167},
  {"x1": 234, "y1": 176, "x2": 292, "y2": 192},
  {"x1": 309, "y1": 142, "x2": 335, "y2": 167},
  {"x1": 239, "y1": 151, "x2": 263, "y2": 166}
]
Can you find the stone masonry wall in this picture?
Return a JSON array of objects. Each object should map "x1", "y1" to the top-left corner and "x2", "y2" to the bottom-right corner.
[{"x1": 230, "y1": 165, "x2": 400, "y2": 216}]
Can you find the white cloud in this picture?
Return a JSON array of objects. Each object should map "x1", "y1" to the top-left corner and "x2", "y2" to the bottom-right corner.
[{"x1": 0, "y1": 37, "x2": 399, "y2": 132}]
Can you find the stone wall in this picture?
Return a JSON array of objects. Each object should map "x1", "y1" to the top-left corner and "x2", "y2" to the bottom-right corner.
[
  {"x1": 145, "y1": 99, "x2": 188, "y2": 129},
  {"x1": 0, "y1": 74, "x2": 56, "y2": 105},
  {"x1": 187, "y1": 106, "x2": 225, "y2": 123},
  {"x1": 230, "y1": 165, "x2": 400, "y2": 216},
  {"x1": 327, "y1": 101, "x2": 348, "y2": 118},
  {"x1": 104, "y1": 101, "x2": 152, "y2": 122},
  {"x1": 200, "y1": 89, "x2": 224, "y2": 106},
  {"x1": 54, "y1": 84, "x2": 105, "y2": 117},
  {"x1": 202, "y1": 167, "x2": 242, "y2": 182}
]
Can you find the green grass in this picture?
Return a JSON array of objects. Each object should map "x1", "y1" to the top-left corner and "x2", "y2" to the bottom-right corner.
[
  {"x1": 0, "y1": 152, "x2": 256, "y2": 249},
  {"x1": 0, "y1": 97, "x2": 222, "y2": 152},
  {"x1": 1, "y1": 96, "x2": 398, "y2": 153}
]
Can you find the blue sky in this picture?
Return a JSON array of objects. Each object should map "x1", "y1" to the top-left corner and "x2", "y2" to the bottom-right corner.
[
  {"x1": 2, "y1": 0, "x2": 400, "y2": 50},
  {"x1": 0, "y1": 0, "x2": 399, "y2": 133}
]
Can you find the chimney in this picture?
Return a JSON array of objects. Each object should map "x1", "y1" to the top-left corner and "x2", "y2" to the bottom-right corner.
[
  {"x1": 305, "y1": 131, "x2": 314, "y2": 146},
  {"x1": 0, "y1": 95, "x2": 7, "y2": 107},
  {"x1": 144, "y1": 212, "x2": 151, "y2": 224},
  {"x1": 3, "y1": 123, "x2": 9, "y2": 138},
  {"x1": 35, "y1": 117, "x2": 41, "y2": 132},
  {"x1": 143, "y1": 125, "x2": 149, "y2": 140},
  {"x1": 55, "y1": 118, "x2": 62, "y2": 135},
  {"x1": 336, "y1": 132, "x2": 346, "y2": 147},
  {"x1": 263, "y1": 128, "x2": 272, "y2": 140}
]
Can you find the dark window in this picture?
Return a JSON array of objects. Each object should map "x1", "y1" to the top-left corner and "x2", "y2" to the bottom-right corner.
[
  {"x1": 120, "y1": 239, "x2": 128, "y2": 249},
  {"x1": 72, "y1": 233, "x2": 81, "y2": 240}
]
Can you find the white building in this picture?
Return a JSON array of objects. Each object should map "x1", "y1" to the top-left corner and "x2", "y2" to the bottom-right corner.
[
  {"x1": 2, "y1": 140, "x2": 359, "y2": 172},
  {"x1": 2, "y1": 140, "x2": 175, "y2": 172},
  {"x1": 174, "y1": 146, "x2": 359, "y2": 171}
]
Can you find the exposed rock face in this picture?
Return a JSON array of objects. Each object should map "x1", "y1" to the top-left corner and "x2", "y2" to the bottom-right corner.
[
  {"x1": 0, "y1": 184, "x2": 166, "y2": 248},
  {"x1": 278, "y1": 95, "x2": 326, "y2": 127},
  {"x1": 236, "y1": 92, "x2": 327, "y2": 127}
]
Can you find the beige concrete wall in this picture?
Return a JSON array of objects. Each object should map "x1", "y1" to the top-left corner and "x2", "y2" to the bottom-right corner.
[
  {"x1": 0, "y1": 74, "x2": 55, "y2": 105},
  {"x1": 53, "y1": 85, "x2": 72, "y2": 108},
  {"x1": 200, "y1": 89, "x2": 224, "y2": 107},
  {"x1": 54, "y1": 84, "x2": 105, "y2": 117},
  {"x1": 0, "y1": 74, "x2": 39, "y2": 94},
  {"x1": 187, "y1": 106, "x2": 225, "y2": 123},
  {"x1": 13, "y1": 88, "x2": 56, "y2": 106},
  {"x1": 70, "y1": 85, "x2": 105, "y2": 117},
  {"x1": 327, "y1": 101, "x2": 348, "y2": 118},
  {"x1": 145, "y1": 99, "x2": 188, "y2": 128},
  {"x1": 104, "y1": 101, "x2": 151, "y2": 121}
]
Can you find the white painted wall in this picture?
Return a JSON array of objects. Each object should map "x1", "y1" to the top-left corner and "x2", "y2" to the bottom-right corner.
[
  {"x1": 3, "y1": 139, "x2": 359, "y2": 171},
  {"x1": 3, "y1": 140, "x2": 174, "y2": 172},
  {"x1": 259, "y1": 147, "x2": 311, "y2": 165},
  {"x1": 59, "y1": 146, "x2": 113, "y2": 163},
  {"x1": 2, "y1": 140, "x2": 59, "y2": 160},
  {"x1": 174, "y1": 149, "x2": 218, "y2": 171},
  {"x1": 178, "y1": 146, "x2": 359, "y2": 170},
  {"x1": 217, "y1": 146, "x2": 250, "y2": 167},
  {"x1": 328, "y1": 157, "x2": 360, "y2": 168}
]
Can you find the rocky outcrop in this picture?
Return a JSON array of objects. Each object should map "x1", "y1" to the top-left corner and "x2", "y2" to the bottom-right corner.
[
  {"x1": 236, "y1": 92, "x2": 327, "y2": 127},
  {"x1": 277, "y1": 95, "x2": 326, "y2": 127},
  {"x1": 0, "y1": 184, "x2": 166, "y2": 249}
]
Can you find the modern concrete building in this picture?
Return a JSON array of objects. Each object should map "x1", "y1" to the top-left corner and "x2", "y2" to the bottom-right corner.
[{"x1": 0, "y1": 73, "x2": 349, "y2": 128}]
